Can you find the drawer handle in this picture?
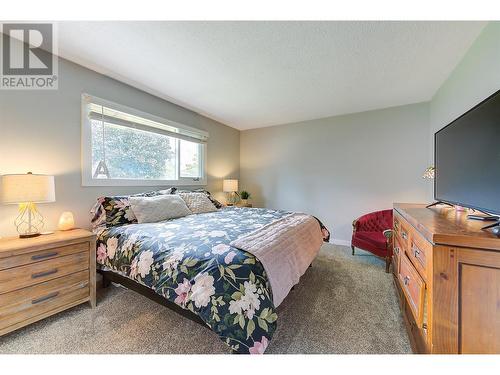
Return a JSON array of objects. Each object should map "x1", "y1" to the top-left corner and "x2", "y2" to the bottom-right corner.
[
  {"x1": 31, "y1": 268, "x2": 58, "y2": 279},
  {"x1": 403, "y1": 275, "x2": 410, "y2": 286},
  {"x1": 394, "y1": 246, "x2": 400, "y2": 255},
  {"x1": 31, "y1": 251, "x2": 59, "y2": 261},
  {"x1": 32, "y1": 291, "x2": 59, "y2": 304},
  {"x1": 413, "y1": 248, "x2": 421, "y2": 258},
  {"x1": 401, "y1": 231, "x2": 408, "y2": 240}
]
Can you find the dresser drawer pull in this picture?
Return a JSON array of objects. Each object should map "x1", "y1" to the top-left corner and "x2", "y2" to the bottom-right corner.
[
  {"x1": 403, "y1": 275, "x2": 410, "y2": 286},
  {"x1": 31, "y1": 268, "x2": 58, "y2": 279},
  {"x1": 32, "y1": 292, "x2": 59, "y2": 305},
  {"x1": 394, "y1": 246, "x2": 400, "y2": 255},
  {"x1": 401, "y1": 231, "x2": 408, "y2": 240},
  {"x1": 31, "y1": 251, "x2": 59, "y2": 261}
]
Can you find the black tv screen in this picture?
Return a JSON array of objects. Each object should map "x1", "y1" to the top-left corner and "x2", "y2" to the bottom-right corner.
[{"x1": 435, "y1": 90, "x2": 500, "y2": 215}]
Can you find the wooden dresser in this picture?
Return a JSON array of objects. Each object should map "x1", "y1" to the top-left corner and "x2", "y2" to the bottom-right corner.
[
  {"x1": 0, "y1": 229, "x2": 96, "y2": 336},
  {"x1": 392, "y1": 203, "x2": 500, "y2": 354}
]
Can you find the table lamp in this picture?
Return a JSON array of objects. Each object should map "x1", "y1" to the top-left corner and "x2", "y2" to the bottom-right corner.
[
  {"x1": 1, "y1": 172, "x2": 56, "y2": 238},
  {"x1": 223, "y1": 179, "x2": 239, "y2": 206}
]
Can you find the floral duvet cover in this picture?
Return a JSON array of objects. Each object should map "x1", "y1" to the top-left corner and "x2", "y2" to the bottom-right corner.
[{"x1": 96, "y1": 207, "x2": 328, "y2": 354}]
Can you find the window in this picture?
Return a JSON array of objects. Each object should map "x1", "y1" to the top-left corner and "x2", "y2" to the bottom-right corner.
[{"x1": 82, "y1": 94, "x2": 208, "y2": 186}]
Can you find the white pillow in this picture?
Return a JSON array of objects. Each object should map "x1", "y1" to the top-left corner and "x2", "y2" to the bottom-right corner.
[
  {"x1": 129, "y1": 194, "x2": 191, "y2": 223},
  {"x1": 179, "y1": 192, "x2": 218, "y2": 214}
]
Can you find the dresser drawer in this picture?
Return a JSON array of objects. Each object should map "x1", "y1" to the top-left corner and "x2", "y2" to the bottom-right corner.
[
  {"x1": 0, "y1": 252, "x2": 89, "y2": 294},
  {"x1": 0, "y1": 270, "x2": 89, "y2": 332},
  {"x1": 394, "y1": 213, "x2": 410, "y2": 250},
  {"x1": 0, "y1": 242, "x2": 89, "y2": 271},
  {"x1": 407, "y1": 232, "x2": 430, "y2": 281},
  {"x1": 399, "y1": 253, "x2": 425, "y2": 327},
  {"x1": 392, "y1": 237, "x2": 403, "y2": 274}
]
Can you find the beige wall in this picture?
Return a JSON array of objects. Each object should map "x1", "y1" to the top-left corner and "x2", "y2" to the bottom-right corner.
[
  {"x1": 0, "y1": 54, "x2": 239, "y2": 237},
  {"x1": 240, "y1": 103, "x2": 430, "y2": 243},
  {"x1": 418, "y1": 22, "x2": 500, "y2": 200},
  {"x1": 429, "y1": 22, "x2": 500, "y2": 167}
]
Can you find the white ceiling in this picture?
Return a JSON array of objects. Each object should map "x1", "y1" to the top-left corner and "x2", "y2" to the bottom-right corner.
[{"x1": 56, "y1": 21, "x2": 486, "y2": 130}]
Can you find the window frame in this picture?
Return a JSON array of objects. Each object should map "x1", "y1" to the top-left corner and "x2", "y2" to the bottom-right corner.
[{"x1": 81, "y1": 93, "x2": 208, "y2": 187}]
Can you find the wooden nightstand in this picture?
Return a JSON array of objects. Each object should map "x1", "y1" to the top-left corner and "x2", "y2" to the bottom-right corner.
[
  {"x1": 0, "y1": 229, "x2": 96, "y2": 336},
  {"x1": 236, "y1": 203, "x2": 253, "y2": 208}
]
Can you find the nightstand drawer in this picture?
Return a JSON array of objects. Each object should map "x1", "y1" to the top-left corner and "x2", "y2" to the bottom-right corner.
[
  {"x1": 0, "y1": 252, "x2": 89, "y2": 294},
  {"x1": 0, "y1": 242, "x2": 89, "y2": 271},
  {"x1": 0, "y1": 271, "x2": 89, "y2": 332}
]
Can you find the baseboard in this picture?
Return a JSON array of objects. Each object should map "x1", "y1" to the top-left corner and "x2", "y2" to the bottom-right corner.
[{"x1": 330, "y1": 239, "x2": 351, "y2": 247}]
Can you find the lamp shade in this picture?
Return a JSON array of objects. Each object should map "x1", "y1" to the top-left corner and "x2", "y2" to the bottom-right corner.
[
  {"x1": 1, "y1": 173, "x2": 56, "y2": 204},
  {"x1": 223, "y1": 179, "x2": 238, "y2": 193}
]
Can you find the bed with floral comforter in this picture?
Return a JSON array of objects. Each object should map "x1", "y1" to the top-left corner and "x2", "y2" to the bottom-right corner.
[{"x1": 95, "y1": 206, "x2": 328, "y2": 354}]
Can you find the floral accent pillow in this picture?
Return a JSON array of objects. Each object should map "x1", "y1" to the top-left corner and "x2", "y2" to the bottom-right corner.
[{"x1": 90, "y1": 199, "x2": 107, "y2": 233}]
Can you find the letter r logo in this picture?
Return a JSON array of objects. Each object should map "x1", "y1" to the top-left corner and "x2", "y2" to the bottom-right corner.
[{"x1": 2, "y1": 23, "x2": 53, "y2": 75}]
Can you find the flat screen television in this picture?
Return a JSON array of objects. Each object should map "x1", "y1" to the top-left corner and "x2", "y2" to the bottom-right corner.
[{"x1": 435, "y1": 89, "x2": 500, "y2": 215}]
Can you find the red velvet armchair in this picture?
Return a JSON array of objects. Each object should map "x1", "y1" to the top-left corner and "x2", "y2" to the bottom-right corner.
[{"x1": 351, "y1": 209, "x2": 393, "y2": 272}]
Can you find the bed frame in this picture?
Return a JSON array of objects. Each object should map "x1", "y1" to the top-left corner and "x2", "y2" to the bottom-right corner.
[
  {"x1": 98, "y1": 264, "x2": 311, "y2": 353},
  {"x1": 98, "y1": 269, "x2": 207, "y2": 328}
]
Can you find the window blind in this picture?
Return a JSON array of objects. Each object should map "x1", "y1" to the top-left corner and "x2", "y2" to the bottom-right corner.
[
  {"x1": 85, "y1": 99, "x2": 209, "y2": 144},
  {"x1": 81, "y1": 94, "x2": 208, "y2": 185}
]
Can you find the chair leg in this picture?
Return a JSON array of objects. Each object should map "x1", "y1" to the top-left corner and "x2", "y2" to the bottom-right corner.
[
  {"x1": 351, "y1": 245, "x2": 355, "y2": 255},
  {"x1": 385, "y1": 256, "x2": 391, "y2": 273}
]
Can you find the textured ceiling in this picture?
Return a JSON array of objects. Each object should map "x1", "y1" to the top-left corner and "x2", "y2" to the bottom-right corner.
[{"x1": 56, "y1": 21, "x2": 486, "y2": 130}]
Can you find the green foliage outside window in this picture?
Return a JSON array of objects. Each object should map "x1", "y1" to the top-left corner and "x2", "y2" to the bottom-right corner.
[{"x1": 91, "y1": 121, "x2": 176, "y2": 180}]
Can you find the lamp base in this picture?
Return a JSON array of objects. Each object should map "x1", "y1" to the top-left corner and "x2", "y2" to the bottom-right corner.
[
  {"x1": 19, "y1": 232, "x2": 41, "y2": 239},
  {"x1": 15, "y1": 202, "x2": 45, "y2": 239}
]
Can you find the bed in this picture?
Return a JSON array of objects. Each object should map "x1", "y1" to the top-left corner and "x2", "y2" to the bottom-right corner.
[{"x1": 92, "y1": 194, "x2": 329, "y2": 354}]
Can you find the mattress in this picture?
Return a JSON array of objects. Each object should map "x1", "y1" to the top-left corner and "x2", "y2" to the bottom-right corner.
[{"x1": 95, "y1": 206, "x2": 327, "y2": 353}]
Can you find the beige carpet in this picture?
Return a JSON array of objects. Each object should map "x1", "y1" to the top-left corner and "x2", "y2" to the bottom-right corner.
[{"x1": 0, "y1": 244, "x2": 411, "y2": 354}]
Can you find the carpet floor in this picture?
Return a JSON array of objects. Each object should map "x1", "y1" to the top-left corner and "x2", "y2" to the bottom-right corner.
[{"x1": 0, "y1": 244, "x2": 411, "y2": 354}]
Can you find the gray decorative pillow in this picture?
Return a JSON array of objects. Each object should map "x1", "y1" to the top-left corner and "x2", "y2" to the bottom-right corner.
[
  {"x1": 129, "y1": 194, "x2": 191, "y2": 223},
  {"x1": 97, "y1": 188, "x2": 175, "y2": 228},
  {"x1": 172, "y1": 188, "x2": 224, "y2": 208},
  {"x1": 179, "y1": 192, "x2": 218, "y2": 214}
]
